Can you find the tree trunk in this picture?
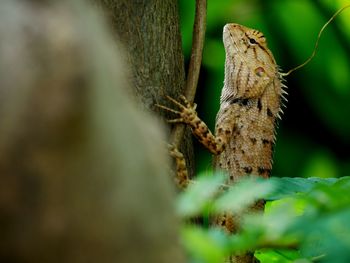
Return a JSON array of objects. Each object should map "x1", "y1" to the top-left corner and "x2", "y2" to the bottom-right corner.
[
  {"x1": 0, "y1": 0, "x2": 184, "y2": 262},
  {"x1": 93, "y1": 0, "x2": 195, "y2": 177}
]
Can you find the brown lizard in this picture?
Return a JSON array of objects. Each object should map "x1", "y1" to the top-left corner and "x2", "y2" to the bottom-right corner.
[{"x1": 157, "y1": 23, "x2": 286, "y2": 262}]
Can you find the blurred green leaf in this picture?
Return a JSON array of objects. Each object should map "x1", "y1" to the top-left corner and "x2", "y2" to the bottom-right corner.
[
  {"x1": 255, "y1": 249, "x2": 304, "y2": 263},
  {"x1": 176, "y1": 173, "x2": 224, "y2": 217},
  {"x1": 214, "y1": 177, "x2": 276, "y2": 213},
  {"x1": 297, "y1": 209, "x2": 350, "y2": 262},
  {"x1": 242, "y1": 204, "x2": 300, "y2": 246},
  {"x1": 181, "y1": 226, "x2": 227, "y2": 263},
  {"x1": 179, "y1": 175, "x2": 350, "y2": 262},
  {"x1": 267, "y1": 177, "x2": 342, "y2": 200}
]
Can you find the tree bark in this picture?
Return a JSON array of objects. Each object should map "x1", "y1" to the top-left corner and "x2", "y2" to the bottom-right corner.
[
  {"x1": 0, "y1": 0, "x2": 184, "y2": 262},
  {"x1": 93, "y1": 0, "x2": 195, "y2": 177}
]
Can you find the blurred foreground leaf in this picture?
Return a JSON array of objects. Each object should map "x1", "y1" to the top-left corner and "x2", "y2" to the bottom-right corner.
[
  {"x1": 255, "y1": 249, "x2": 304, "y2": 263},
  {"x1": 181, "y1": 226, "x2": 227, "y2": 263},
  {"x1": 176, "y1": 173, "x2": 225, "y2": 217},
  {"x1": 214, "y1": 177, "x2": 276, "y2": 213},
  {"x1": 266, "y1": 177, "x2": 349, "y2": 200},
  {"x1": 179, "y1": 174, "x2": 350, "y2": 262}
]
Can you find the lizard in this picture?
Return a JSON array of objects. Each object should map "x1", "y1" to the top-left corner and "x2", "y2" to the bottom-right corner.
[{"x1": 157, "y1": 23, "x2": 286, "y2": 262}]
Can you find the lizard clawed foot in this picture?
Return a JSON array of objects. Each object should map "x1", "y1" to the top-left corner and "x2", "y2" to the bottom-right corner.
[
  {"x1": 155, "y1": 95, "x2": 198, "y2": 125},
  {"x1": 167, "y1": 144, "x2": 189, "y2": 189},
  {"x1": 168, "y1": 144, "x2": 182, "y2": 158}
]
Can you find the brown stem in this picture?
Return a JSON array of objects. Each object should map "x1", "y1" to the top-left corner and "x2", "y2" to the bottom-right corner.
[
  {"x1": 255, "y1": 241, "x2": 299, "y2": 250},
  {"x1": 171, "y1": 0, "x2": 207, "y2": 148}
]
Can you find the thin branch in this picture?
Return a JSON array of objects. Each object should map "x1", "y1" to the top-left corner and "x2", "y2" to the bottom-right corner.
[
  {"x1": 281, "y1": 3, "x2": 350, "y2": 77},
  {"x1": 171, "y1": 0, "x2": 207, "y2": 148},
  {"x1": 255, "y1": 241, "x2": 299, "y2": 250}
]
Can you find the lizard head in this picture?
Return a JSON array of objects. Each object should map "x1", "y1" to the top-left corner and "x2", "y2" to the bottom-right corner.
[{"x1": 223, "y1": 23, "x2": 278, "y2": 99}]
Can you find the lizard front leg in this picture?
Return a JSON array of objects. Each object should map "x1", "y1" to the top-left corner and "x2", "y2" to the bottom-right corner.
[{"x1": 156, "y1": 95, "x2": 232, "y2": 155}]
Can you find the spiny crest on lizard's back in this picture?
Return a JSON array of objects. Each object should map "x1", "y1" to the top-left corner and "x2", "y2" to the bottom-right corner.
[{"x1": 222, "y1": 23, "x2": 280, "y2": 101}]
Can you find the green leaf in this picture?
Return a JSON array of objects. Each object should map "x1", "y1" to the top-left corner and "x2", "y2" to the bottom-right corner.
[
  {"x1": 266, "y1": 177, "x2": 345, "y2": 201},
  {"x1": 176, "y1": 173, "x2": 224, "y2": 217},
  {"x1": 181, "y1": 226, "x2": 227, "y2": 263},
  {"x1": 255, "y1": 249, "x2": 304, "y2": 263},
  {"x1": 242, "y1": 207, "x2": 300, "y2": 247},
  {"x1": 293, "y1": 215, "x2": 350, "y2": 262},
  {"x1": 213, "y1": 177, "x2": 276, "y2": 213}
]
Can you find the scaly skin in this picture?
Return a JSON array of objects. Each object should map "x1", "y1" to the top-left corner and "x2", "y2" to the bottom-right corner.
[
  {"x1": 214, "y1": 23, "x2": 285, "y2": 183},
  {"x1": 157, "y1": 23, "x2": 286, "y2": 263}
]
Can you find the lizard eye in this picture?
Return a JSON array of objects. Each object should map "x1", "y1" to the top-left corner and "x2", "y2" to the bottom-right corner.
[{"x1": 248, "y1": 37, "x2": 257, "y2": 45}]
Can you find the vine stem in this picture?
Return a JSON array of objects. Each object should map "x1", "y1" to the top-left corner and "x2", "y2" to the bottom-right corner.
[
  {"x1": 281, "y1": 4, "x2": 350, "y2": 77},
  {"x1": 171, "y1": 0, "x2": 207, "y2": 148}
]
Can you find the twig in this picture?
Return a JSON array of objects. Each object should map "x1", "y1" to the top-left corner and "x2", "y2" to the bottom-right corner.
[
  {"x1": 281, "y1": 3, "x2": 350, "y2": 77},
  {"x1": 171, "y1": 0, "x2": 207, "y2": 148},
  {"x1": 255, "y1": 241, "x2": 299, "y2": 250}
]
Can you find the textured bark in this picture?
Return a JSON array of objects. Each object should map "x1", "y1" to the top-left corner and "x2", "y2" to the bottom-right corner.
[
  {"x1": 0, "y1": 0, "x2": 184, "y2": 262},
  {"x1": 93, "y1": 0, "x2": 195, "y2": 177}
]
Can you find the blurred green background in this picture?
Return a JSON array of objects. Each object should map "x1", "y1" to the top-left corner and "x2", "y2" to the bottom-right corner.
[{"x1": 179, "y1": 0, "x2": 350, "y2": 179}]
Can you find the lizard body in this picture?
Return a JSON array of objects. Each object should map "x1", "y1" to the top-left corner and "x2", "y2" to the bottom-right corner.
[
  {"x1": 214, "y1": 23, "x2": 284, "y2": 182},
  {"x1": 157, "y1": 23, "x2": 285, "y2": 262}
]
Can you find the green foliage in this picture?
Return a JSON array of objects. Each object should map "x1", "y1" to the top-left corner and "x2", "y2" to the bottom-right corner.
[
  {"x1": 177, "y1": 173, "x2": 225, "y2": 218},
  {"x1": 177, "y1": 175, "x2": 350, "y2": 262}
]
